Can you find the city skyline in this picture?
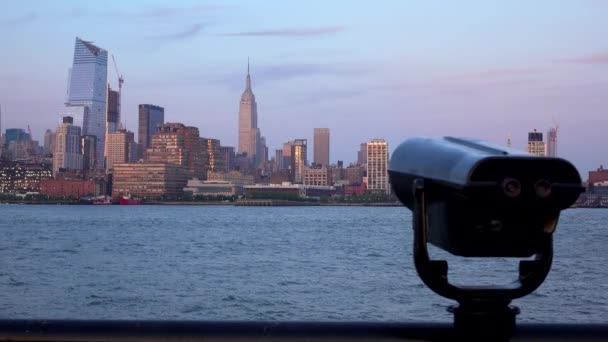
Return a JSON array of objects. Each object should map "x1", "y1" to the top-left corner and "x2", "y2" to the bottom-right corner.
[{"x1": 1, "y1": 1, "x2": 607, "y2": 174}]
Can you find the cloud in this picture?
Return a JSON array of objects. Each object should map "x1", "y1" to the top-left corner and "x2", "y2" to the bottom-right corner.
[
  {"x1": 137, "y1": 5, "x2": 219, "y2": 19},
  {"x1": 222, "y1": 26, "x2": 346, "y2": 37},
  {"x1": 558, "y1": 52, "x2": 608, "y2": 64},
  {"x1": 149, "y1": 22, "x2": 205, "y2": 40},
  {"x1": 457, "y1": 68, "x2": 539, "y2": 80},
  {"x1": 0, "y1": 12, "x2": 37, "y2": 27}
]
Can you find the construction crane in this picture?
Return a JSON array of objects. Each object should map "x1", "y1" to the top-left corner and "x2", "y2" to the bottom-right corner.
[{"x1": 111, "y1": 54, "x2": 124, "y2": 123}]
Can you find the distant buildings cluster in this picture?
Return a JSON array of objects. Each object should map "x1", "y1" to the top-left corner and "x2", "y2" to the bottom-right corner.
[
  {"x1": 0, "y1": 37, "x2": 392, "y2": 201},
  {"x1": 2, "y1": 37, "x2": 594, "y2": 202}
]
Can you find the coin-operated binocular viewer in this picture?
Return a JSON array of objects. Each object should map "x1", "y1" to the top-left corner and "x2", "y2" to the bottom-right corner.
[{"x1": 389, "y1": 137, "x2": 584, "y2": 340}]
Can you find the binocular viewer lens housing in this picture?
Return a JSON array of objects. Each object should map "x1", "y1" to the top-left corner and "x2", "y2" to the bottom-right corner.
[{"x1": 389, "y1": 137, "x2": 584, "y2": 257}]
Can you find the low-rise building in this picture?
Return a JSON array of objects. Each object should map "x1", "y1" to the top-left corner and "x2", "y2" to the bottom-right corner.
[
  {"x1": 303, "y1": 166, "x2": 332, "y2": 186},
  {"x1": 112, "y1": 163, "x2": 189, "y2": 199},
  {"x1": 207, "y1": 170, "x2": 254, "y2": 186},
  {"x1": 40, "y1": 179, "x2": 97, "y2": 198},
  {"x1": 184, "y1": 179, "x2": 240, "y2": 197}
]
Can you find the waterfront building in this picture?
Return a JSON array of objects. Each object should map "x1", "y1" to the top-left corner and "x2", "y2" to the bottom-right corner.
[
  {"x1": 589, "y1": 165, "x2": 608, "y2": 185},
  {"x1": 81, "y1": 135, "x2": 97, "y2": 170},
  {"x1": 53, "y1": 116, "x2": 83, "y2": 174},
  {"x1": 202, "y1": 138, "x2": 225, "y2": 175},
  {"x1": 106, "y1": 129, "x2": 135, "y2": 171},
  {"x1": 357, "y1": 143, "x2": 367, "y2": 165},
  {"x1": 366, "y1": 139, "x2": 389, "y2": 194},
  {"x1": 138, "y1": 104, "x2": 164, "y2": 150},
  {"x1": 547, "y1": 126, "x2": 558, "y2": 157},
  {"x1": 303, "y1": 166, "x2": 332, "y2": 186},
  {"x1": 112, "y1": 162, "x2": 188, "y2": 199},
  {"x1": 290, "y1": 139, "x2": 307, "y2": 183},
  {"x1": 244, "y1": 183, "x2": 302, "y2": 198},
  {"x1": 527, "y1": 129, "x2": 545, "y2": 156},
  {"x1": 40, "y1": 179, "x2": 96, "y2": 198},
  {"x1": 313, "y1": 128, "x2": 330, "y2": 167},
  {"x1": 183, "y1": 179, "x2": 240, "y2": 197},
  {"x1": 43, "y1": 129, "x2": 54, "y2": 155},
  {"x1": 62, "y1": 38, "x2": 108, "y2": 169},
  {"x1": 0, "y1": 161, "x2": 52, "y2": 193},
  {"x1": 237, "y1": 62, "x2": 264, "y2": 167},
  {"x1": 344, "y1": 183, "x2": 367, "y2": 196},
  {"x1": 207, "y1": 170, "x2": 255, "y2": 186}
]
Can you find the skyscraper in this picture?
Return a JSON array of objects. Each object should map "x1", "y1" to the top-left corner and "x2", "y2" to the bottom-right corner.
[
  {"x1": 106, "y1": 85, "x2": 120, "y2": 135},
  {"x1": 43, "y1": 129, "x2": 54, "y2": 155},
  {"x1": 313, "y1": 128, "x2": 330, "y2": 167},
  {"x1": 238, "y1": 62, "x2": 262, "y2": 166},
  {"x1": 81, "y1": 135, "x2": 96, "y2": 170},
  {"x1": 527, "y1": 129, "x2": 545, "y2": 156},
  {"x1": 138, "y1": 104, "x2": 165, "y2": 150},
  {"x1": 547, "y1": 126, "x2": 558, "y2": 157},
  {"x1": 357, "y1": 143, "x2": 367, "y2": 165},
  {"x1": 290, "y1": 139, "x2": 307, "y2": 183},
  {"x1": 62, "y1": 37, "x2": 108, "y2": 170},
  {"x1": 53, "y1": 116, "x2": 83, "y2": 174},
  {"x1": 366, "y1": 139, "x2": 389, "y2": 194}
]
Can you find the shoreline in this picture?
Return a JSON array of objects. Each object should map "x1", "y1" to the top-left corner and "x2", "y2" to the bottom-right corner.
[{"x1": 0, "y1": 200, "x2": 402, "y2": 207}]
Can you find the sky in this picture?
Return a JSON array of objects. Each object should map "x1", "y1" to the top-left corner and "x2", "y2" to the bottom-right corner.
[{"x1": 0, "y1": 0, "x2": 607, "y2": 176}]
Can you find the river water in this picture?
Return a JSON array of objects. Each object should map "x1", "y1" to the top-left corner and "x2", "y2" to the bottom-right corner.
[{"x1": 0, "y1": 205, "x2": 606, "y2": 323}]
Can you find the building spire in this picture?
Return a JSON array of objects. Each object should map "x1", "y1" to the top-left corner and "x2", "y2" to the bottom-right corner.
[{"x1": 246, "y1": 58, "x2": 251, "y2": 90}]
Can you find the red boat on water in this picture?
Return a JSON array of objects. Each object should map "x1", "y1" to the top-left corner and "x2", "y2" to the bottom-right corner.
[{"x1": 119, "y1": 195, "x2": 143, "y2": 205}]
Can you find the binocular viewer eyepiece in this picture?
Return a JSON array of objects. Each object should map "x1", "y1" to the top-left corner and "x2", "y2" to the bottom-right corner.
[{"x1": 389, "y1": 137, "x2": 583, "y2": 257}]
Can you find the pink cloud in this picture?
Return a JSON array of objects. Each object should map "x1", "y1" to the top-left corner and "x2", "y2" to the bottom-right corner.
[{"x1": 559, "y1": 52, "x2": 608, "y2": 64}]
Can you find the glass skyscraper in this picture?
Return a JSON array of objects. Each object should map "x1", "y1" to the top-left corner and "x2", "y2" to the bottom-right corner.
[{"x1": 62, "y1": 37, "x2": 108, "y2": 170}]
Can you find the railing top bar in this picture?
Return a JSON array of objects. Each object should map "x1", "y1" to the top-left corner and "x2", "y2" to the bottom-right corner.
[{"x1": 0, "y1": 320, "x2": 608, "y2": 341}]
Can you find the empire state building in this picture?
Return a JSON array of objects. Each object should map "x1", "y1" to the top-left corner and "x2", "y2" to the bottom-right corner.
[{"x1": 238, "y1": 62, "x2": 262, "y2": 166}]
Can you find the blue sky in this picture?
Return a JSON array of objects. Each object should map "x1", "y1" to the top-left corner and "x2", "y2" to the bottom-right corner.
[{"x1": 0, "y1": 0, "x2": 607, "y2": 175}]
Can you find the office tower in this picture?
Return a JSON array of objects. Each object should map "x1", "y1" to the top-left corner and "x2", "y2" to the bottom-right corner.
[
  {"x1": 5, "y1": 129, "x2": 29, "y2": 146},
  {"x1": 238, "y1": 62, "x2": 263, "y2": 166},
  {"x1": 81, "y1": 135, "x2": 97, "y2": 170},
  {"x1": 259, "y1": 136, "x2": 268, "y2": 166},
  {"x1": 313, "y1": 128, "x2": 330, "y2": 166},
  {"x1": 547, "y1": 126, "x2": 558, "y2": 157},
  {"x1": 53, "y1": 116, "x2": 83, "y2": 174},
  {"x1": 275, "y1": 149, "x2": 283, "y2": 170},
  {"x1": 527, "y1": 129, "x2": 545, "y2": 156},
  {"x1": 357, "y1": 143, "x2": 367, "y2": 165},
  {"x1": 202, "y1": 138, "x2": 225, "y2": 175},
  {"x1": 366, "y1": 139, "x2": 389, "y2": 194},
  {"x1": 106, "y1": 85, "x2": 120, "y2": 135},
  {"x1": 106, "y1": 129, "x2": 135, "y2": 171},
  {"x1": 62, "y1": 37, "x2": 108, "y2": 170},
  {"x1": 282, "y1": 141, "x2": 293, "y2": 171},
  {"x1": 290, "y1": 139, "x2": 307, "y2": 183},
  {"x1": 147, "y1": 123, "x2": 204, "y2": 178},
  {"x1": 43, "y1": 129, "x2": 54, "y2": 155},
  {"x1": 138, "y1": 104, "x2": 165, "y2": 149},
  {"x1": 220, "y1": 146, "x2": 235, "y2": 172}
]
